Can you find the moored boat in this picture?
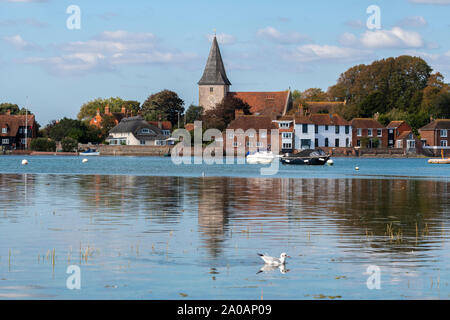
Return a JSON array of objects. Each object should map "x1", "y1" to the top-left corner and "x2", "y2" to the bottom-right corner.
[
  {"x1": 280, "y1": 148, "x2": 330, "y2": 165},
  {"x1": 246, "y1": 150, "x2": 276, "y2": 164},
  {"x1": 80, "y1": 148, "x2": 100, "y2": 156}
]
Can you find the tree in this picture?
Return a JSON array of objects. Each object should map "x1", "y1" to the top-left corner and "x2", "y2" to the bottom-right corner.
[
  {"x1": 202, "y1": 96, "x2": 251, "y2": 131},
  {"x1": 77, "y1": 97, "x2": 141, "y2": 120},
  {"x1": 430, "y1": 92, "x2": 450, "y2": 118},
  {"x1": 46, "y1": 117, "x2": 101, "y2": 144},
  {"x1": 61, "y1": 137, "x2": 78, "y2": 152},
  {"x1": 30, "y1": 138, "x2": 56, "y2": 152},
  {"x1": 0, "y1": 103, "x2": 20, "y2": 114},
  {"x1": 141, "y1": 90, "x2": 185, "y2": 126},
  {"x1": 185, "y1": 105, "x2": 204, "y2": 124},
  {"x1": 301, "y1": 88, "x2": 329, "y2": 101}
]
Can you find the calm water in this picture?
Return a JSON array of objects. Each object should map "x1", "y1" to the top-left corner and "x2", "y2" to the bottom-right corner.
[{"x1": 0, "y1": 156, "x2": 449, "y2": 299}]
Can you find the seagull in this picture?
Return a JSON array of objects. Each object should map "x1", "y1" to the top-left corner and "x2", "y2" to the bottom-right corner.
[
  {"x1": 258, "y1": 252, "x2": 290, "y2": 266},
  {"x1": 257, "y1": 264, "x2": 290, "y2": 274}
]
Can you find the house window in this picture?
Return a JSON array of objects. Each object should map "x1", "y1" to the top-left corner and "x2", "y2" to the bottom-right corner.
[
  {"x1": 441, "y1": 140, "x2": 448, "y2": 147},
  {"x1": 357, "y1": 140, "x2": 360, "y2": 147},
  {"x1": 325, "y1": 125, "x2": 329, "y2": 131},
  {"x1": 346, "y1": 138, "x2": 349, "y2": 147},
  {"x1": 233, "y1": 142, "x2": 238, "y2": 147},
  {"x1": 345, "y1": 125, "x2": 350, "y2": 134},
  {"x1": 325, "y1": 138, "x2": 329, "y2": 147},
  {"x1": 2, "y1": 139, "x2": 9, "y2": 144},
  {"x1": 302, "y1": 124, "x2": 308, "y2": 133},
  {"x1": 279, "y1": 122, "x2": 290, "y2": 128},
  {"x1": 315, "y1": 138, "x2": 319, "y2": 147},
  {"x1": 1, "y1": 128, "x2": 7, "y2": 134},
  {"x1": 300, "y1": 139, "x2": 311, "y2": 149},
  {"x1": 162, "y1": 130, "x2": 170, "y2": 136},
  {"x1": 21, "y1": 138, "x2": 26, "y2": 145},
  {"x1": 441, "y1": 129, "x2": 448, "y2": 137},
  {"x1": 357, "y1": 128, "x2": 362, "y2": 136},
  {"x1": 397, "y1": 140, "x2": 403, "y2": 148},
  {"x1": 210, "y1": 87, "x2": 214, "y2": 93},
  {"x1": 377, "y1": 129, "x2": 382, "y2": 136},
  {"x1": 368, "y1": 129, "x2": 373, "y2": 137},
  {"x1": 140, "y1": 128, "x2": 151, "y2": 134},
  {"x1": 282, "y1": 143, "x2": 292, "y2": 149},
  {"x1": 315, "y1": 125, "x2": 318, "y2": 134},
  {"x1": 335, "y1": 126, "x2": 340, "y2": 134},
  {"x1": 140, "y1": 140, "x2": 146, "y2": 145},
  {"x1": 282, "y1": 132, "x2": 292, "y2": 139},
  {"x1": 335, "y1": 139, "x2": 339, "y2": 147}
]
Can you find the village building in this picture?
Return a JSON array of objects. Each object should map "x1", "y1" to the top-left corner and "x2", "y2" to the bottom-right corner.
[
  {"x1": 90, "y1": 105, "x2": 130, "y2": 128},
  {"x1": 351, "y1": 118, "x2": 388, "y2": 148},
  {"x1": 106, "y1": 116, "x2": 167, "y2": 146},
  {"x1": 0, "y1": 110, "x2": 37, "y2": 150},
  {"x1": 272, "y1": 116, "x2": 295, "y2": 153},
  {"x1": 292, "y1": 113, "x2": 352, "y2": 150},
  {"x1": 386, "y1": 120, "x2": 412, "y2": 147},
  {"x1": 198, "y1": 36, "x2": 292, "y2": 116},
  {"x1": 395, "y1": 131, "x2": 422, "y2": 154},
  {"x1": 148, "y1": 121, "x2": 172, "y2": 137},
  {"x1": 224, "y1": 114, "x2": 278, "y2": 154},
  {"x1": 419, "y1": 119, "x2": 450, "y2": 147}
]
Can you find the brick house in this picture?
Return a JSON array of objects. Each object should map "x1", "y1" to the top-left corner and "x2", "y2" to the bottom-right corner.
[
  {"x1": 90, "y1": 105, "x2": 129, "y2": 128},
  {"x1": 224, "y1": 114, "x2": 279, "y2": 154},
  {"x1": 395, "y1": 131, "x2": 422, "y2": 154},
  {"x1": 0, "y1": 111, "x2": 37, "y2": 150},
  {"x1": 351, "y1": 118, "x2": 388, "y2": 148},
  {"x1": 419, "y1": 119, "x2": 450, "y2": 148},
  {"x1": 272, "y1": 116, "x2": 295, "y2": 153},
  {"x1": 386, "y1": 120, "x2": 412, "y2": 147}
]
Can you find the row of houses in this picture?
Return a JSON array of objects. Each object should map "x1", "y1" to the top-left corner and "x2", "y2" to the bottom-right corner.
[{"x1": 222, "y1": 112, "x2": 450, "y2": 155}]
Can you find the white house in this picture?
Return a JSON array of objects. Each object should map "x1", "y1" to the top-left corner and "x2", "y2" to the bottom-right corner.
[
  {"x1": 294, "y1": 114, "x2": 352, "y2": 150},
  {"x1": 106, "y1": 116, "x2": 168, "y2": 146}
]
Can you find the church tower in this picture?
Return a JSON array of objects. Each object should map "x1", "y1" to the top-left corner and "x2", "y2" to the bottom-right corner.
[{"x1": 198, "y1": 36, "x2": 231, "y2": 111}]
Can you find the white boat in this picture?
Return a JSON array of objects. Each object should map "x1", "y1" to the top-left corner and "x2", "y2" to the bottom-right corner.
[
  {"x1": 79, "y1": 148, "x2": 100, "y2": 156},
  {"x1": 246, "y1": 151, "x2": 276, "y2": 164}
]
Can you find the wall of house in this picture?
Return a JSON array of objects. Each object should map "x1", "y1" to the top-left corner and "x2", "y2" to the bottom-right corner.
[
  {"x1": 315, "y1": 125, "x2": 352, "y2": 148},
  {"x1": 294, "y1": 124, "x2": 315, "y2": 149},
  {"x1": 352, "y1": 128, "x2": 388, "y2": 148}
]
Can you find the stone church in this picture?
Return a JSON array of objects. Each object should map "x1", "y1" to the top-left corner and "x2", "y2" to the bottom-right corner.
[{"x1": 198, "y1": 36, "x2": 292, "y2": 116}]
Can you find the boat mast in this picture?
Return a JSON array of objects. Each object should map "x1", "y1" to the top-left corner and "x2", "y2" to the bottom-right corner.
[{"x1": 25, "y1": 96, "x2": 28, "y2": 150}]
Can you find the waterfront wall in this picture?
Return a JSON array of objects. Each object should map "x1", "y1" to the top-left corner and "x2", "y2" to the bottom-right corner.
[{"x1": 98, "y1": 145, "x2": 171, "y2": 156}]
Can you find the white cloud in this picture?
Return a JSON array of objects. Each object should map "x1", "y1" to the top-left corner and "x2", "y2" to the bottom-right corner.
[
  {"x1": 207, "y1": 33, "x2": 236, "y2": 45},
  {"x1": 409, "y1": 0, "x2": 450, "y2": 4},
  {"x1": 3, "y1": 34, "x2": 39, "y2": 50},
  {"x1": 257, "y1": 26, "x2": 310, "y2": 44},
  {"x1": 360, "y1": 27, "x2": 424, "y2": 48},
  {"x1": 338, "y1": 32, "x2": 358, "y2": 46},
  {"x1": 23, "y1": 30, "x2": 197, "y2": 75},
  {"x1": 283, "y1": 44, "x2": 371, "y2": 63},
  {"x1": 399, "y1": 16, "x2": 427, "y2": 27},
  {"x1": 405, "y1": 50, "x2": 450, "y2": 73}
]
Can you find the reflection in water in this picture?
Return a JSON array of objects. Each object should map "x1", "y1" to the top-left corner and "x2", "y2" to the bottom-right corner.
[
  {"x1": 257, "y1": 264, "x2": 290, "y2": 275},
  {"x1": 0, "y1": 173, "x2": 448, "y2": 299}
]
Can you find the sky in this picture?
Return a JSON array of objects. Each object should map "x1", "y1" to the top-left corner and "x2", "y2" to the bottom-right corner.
[{"x1": 0, "y1": 0, "x2": 449, "y2": 125}]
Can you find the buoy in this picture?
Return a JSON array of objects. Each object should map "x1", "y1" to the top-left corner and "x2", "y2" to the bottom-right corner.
[
  {"x1": 21, "y1": 159, "x2": 28, "y2": 165},
  {"x1": 355, "y1": 166, "x2": 359, "y2": 171},
  {"x1": 326, "y1": 159, "x2": 334, "y2": 166},
  {"x1": 82, "y1": 158, "x2": 88, "y2": 163}
]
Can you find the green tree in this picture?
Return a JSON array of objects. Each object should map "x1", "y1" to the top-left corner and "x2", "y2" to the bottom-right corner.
[
  {"x1": 46, "y1": 118, "x2": 101, "y2": 144},
  {"x1": 141, "y1": 90, "x2": 184, "y2": 126},
  {"x1": 77, "y1": 97, "x2": 141, "y2": 120},
  {"x1": 61, "y1": 137, "x2": 78, "y2": 152},
  {"x1": 202, "y1": 96, "x2": 251, "y2": 131},
  {"x1": 30, "y1": 138, "x2": 56, "y2": 152},
  {"x1": 185, "y1": 105, "x2": 204, "y2": 124}
]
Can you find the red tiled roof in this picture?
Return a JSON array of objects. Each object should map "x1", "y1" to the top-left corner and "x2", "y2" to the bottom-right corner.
[
  {"x1": 396, "y1": 131, "x2": 414, "y2": 140},
  {"x1": 351, "y1": 118, "x2": 385, "y2": 129},
  {"x1": 0, "y1": 114, "x2": 36, "y2": 137},
  {"x1": 294, "y1": 115, "x2": 314, "y2": 124},
  {"x1": 309, "y1": 113, "x2": 350, "y2": 126},
  {"x1": 227, "y1": 115, "x2": 278, "y2": 131},
  {"x1": 228, "y1": 91, "x2": 290, "y2": 116},
  {"x1": 386, "y1": 120, "x2": 406, "y2": 128},
  {"x1": 148, "y1": 121, "x2": 172, "y2": 131},
  {"x1": 419, "y1": 119, "x2": 450, "y2": 131}
]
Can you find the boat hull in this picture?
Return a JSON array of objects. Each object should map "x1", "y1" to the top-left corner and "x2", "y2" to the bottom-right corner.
[{"x1": 281, "y1": 156, "x2": 330, "y2": 166}]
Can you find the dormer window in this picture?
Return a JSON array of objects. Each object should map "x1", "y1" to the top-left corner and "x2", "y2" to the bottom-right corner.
[{"x1": 140, "y1": 128, "x2": 152, "y2": 134}]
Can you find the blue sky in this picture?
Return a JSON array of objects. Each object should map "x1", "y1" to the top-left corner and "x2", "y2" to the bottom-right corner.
[{"x1": 1, "y1": 0, "x2": 449, "y2": 125}]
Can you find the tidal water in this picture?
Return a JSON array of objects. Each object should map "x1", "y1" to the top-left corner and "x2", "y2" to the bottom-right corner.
[{"x1": 0, "y1": 156, "x2": 449, "y2": 299}]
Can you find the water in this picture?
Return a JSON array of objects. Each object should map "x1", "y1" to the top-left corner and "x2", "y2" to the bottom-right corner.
[{"x1": 0, "y1": 156, "x2": 449, "y2": 299}]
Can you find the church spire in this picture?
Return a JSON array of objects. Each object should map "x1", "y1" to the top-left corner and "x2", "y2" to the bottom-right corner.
[{"x1": 198, "y1": 36, "x2": 231, "y2": 86}]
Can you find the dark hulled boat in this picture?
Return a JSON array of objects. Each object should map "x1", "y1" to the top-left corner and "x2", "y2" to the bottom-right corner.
[{"x1": 280, "y1": 149, "x2": 330, "y2": 165}]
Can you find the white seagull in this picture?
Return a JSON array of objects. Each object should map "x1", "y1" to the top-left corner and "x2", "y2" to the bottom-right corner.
[{"x1": 258, "y1": 252, "x2": 290, "y2": 266}]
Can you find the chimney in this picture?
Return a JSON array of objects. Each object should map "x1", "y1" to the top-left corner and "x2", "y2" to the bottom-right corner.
[
  {"x1": 235, "y1": 109, "x2": 244, "y2": 119},
  {"x1": 121, "y1": 106, "x2": 126, "y2": 114},
  {"x1": 374, "y1": 112, "x2": 380, "y2": 120},
  {"x1": 6, "y1": 109, "x2": 11, "y2": 115},
  {"x1": 105, "y1": 104, "x2": 110, "y2": 115}
]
